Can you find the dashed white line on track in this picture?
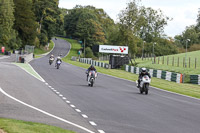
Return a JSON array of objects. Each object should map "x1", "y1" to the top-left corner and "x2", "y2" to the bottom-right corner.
[
  {"x1": 75, "y1": 109, "x2": 81, "y2": 113},
  {"x1": 70, "y1": 104, "x2": 76, "y2": 108},
  {"x1": 98, "y1": 130, "x2": 105, "y2": 133},
  {"x1": 66, "y1": 101, "x2": 71, "y2": 103},
  {"x1": 89, "y1": 121, "x2": 97, "y2": 126},
  {"x1": 0, "y1": 87, "x2": 95, "y2": 133},
  {"x1": 82, "y1": 114, "x2": 88, "y2": 118}
]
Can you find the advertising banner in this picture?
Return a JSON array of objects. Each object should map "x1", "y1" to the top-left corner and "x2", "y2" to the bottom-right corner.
[{"x1": 99, "y1": 45, "x2": 128, "y2": 54}]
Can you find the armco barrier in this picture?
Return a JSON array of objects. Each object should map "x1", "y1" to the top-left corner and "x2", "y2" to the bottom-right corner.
[
  {"x1": 79, "y1": 58, "x2": 111, "y2": 69},
  {"x1": 190, "y1": 75, "x2": 200, "y2": 85},
  {"x1": 125, "y1": 65, "x2": 183, "y2": 83}
]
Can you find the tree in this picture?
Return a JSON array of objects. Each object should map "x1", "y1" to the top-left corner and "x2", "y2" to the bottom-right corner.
[
  {"x1": 14, "y1": 0, "x2": 37, "y2": 47},
  {"x1": 175, "y1": 25, "x2": 199, "y2": 49},
  {"x1": 64, "y1": 6, "x2": 106, "y2": 47},
  {"x1": 118, "y1": 0, "x2": 172, "y2": 56},
  {"x1": 0, "y1": 0, "x2": 17, "y2": 48},
  {"x1": 33, "y1": 0, "x2": 60, "y2": 45}
]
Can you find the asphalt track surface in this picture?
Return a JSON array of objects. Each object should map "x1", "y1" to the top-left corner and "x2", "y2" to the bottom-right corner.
[
  {"x1": 29, "y1": 38, "x2": 200, "y2": 133},
  {"x1": 1, "y1": 38, "x2": 200, "y2": 133},
  {"x1": 0, "y1": 63, "x2": 96, "y2": 133}
]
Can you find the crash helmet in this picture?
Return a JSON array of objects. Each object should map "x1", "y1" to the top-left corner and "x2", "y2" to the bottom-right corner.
[
  {"x1": 50, "y1": 54, "x2": 54, "y2": 57},
  {"x1": 141, "y1": 67, "x2": 147, "y2": 74},
  {"x1": 90, "y1": 65, "x2": 95, "y2": 70},
  {"x1": 57, "y1": 56, "x2": 61, "y2": 60}
]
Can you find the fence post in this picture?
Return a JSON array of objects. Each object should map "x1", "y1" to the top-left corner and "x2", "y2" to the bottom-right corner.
[
  {"x1": 158, "y1": 57, "x2": 160, "y2": 64},
  {"x1": 167, "y1": 56, "x2": 169, "y2": 65},
  {"x1": 183, "y1": 57, "x2": 185, "y2": 67},
  {"x1": 177, "y1": 57, "x2": 179, "y2": 67},
  {"x1": 172, "y1": 56, "x2": 174, "y2": 66},
  {"x1": 195, "y1": 58, "x2": 197, "y2": 69},
  {"x1": 189, "y1": 57, "x2": 190, "y2": 68},
  {"x1": 162, "y1": 56, "x2": 164, "y2": 64}
]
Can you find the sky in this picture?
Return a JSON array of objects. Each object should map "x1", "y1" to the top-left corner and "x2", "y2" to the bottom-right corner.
[{"x1": 59, "y1": 0, "x2": 200, "y2": 37}]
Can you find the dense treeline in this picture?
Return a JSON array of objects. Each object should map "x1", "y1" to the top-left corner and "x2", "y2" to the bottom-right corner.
[
  {"x1": 0, "y1": 0, "x2": 60, "y2": 50},
  {"x1": 63, "y1": 1, "x2": 178, "y2": 57},
  {"x1": 0, "y1": 0, "x2": 199, "y2": 57}
]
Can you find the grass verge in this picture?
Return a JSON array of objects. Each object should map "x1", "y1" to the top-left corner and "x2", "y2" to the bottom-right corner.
[
  {"x1": 0, "y1": 118, "x2": 74, "y2": 133},
  {"x1": 134, "y1": 51, "x2": 200, "y2": 75},
  {"x1": 14, "y1": 63, "x2": 44, "y2": 82},
  {"x1": 61, "y1": 37, "x2": 200, "y2": 99},
  {"x1": 34, "y1": 40, "x2": 54, "y2": 58}
]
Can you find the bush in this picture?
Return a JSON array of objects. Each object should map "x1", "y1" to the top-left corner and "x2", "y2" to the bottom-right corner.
[
  {"x1": 188, "y1": 44, "x2": 200, "y2": 52},
  {"x1": 85, "y1": 47, "x2": 94, "y2": 58}
]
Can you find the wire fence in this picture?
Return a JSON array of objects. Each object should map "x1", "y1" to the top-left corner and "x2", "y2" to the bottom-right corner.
[{"x1": 140, "y1": 54, "x2": 199, "y2": 69}]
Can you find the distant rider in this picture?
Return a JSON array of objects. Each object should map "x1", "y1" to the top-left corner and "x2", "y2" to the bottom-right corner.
[
  {"x1": 137, "y1": 68, "x2": 151, "y2": 87},
  {"x1": 49, "y1": 54, "x2": 55, "y2": 64},
  {"x1": 49, "y1": 54, "x2": 54, "y2": 60},
  {"x1": 86, "y1": 65, "x2": 97, "y2": 81}
]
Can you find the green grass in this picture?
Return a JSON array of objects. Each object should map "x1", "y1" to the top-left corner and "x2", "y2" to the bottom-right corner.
[
  {"x1": 134, "y1": 51, "x2": 200, "y2": 75},
  {"x1": 58, "y1": 38, "x2": 82, "y2": 61},
  {"x1": 0, "y1": 41, "x2": 74, "y2": 133},
  {"x1": 60, "y1": 37, "x2": 200, "y2": 99},
  {"x1": 34, "y1": 40, "x2": 54, "y2": 56},
  {"x1": 0, "y1": 118, "x2": 74, "y2": 133},
  {"x1": 14, "y1": 63, "x2": 44, "y2": 81}
]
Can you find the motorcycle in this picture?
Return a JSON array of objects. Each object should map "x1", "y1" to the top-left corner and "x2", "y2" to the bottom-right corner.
[
  {"x1": 87, "y1": 70, "x2": 97, "y2": 87},
  {"x1": 136, "y1": 75, "x2": 151, "y2": 95},
  {"x1": 55, "y1": 60, "x2": 62, "y2": 69},
  {"x1": 49, "y1": 57, "x2": 54, "y2": 65}
]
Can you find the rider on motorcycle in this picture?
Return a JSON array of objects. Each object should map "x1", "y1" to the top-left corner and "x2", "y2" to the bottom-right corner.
[
  {"x1": 86, "y1": 65, "x2": 97, "y2": 81},
  {"x1": 49, "y1": 54, "x2": 54, "y2": 60},
  {"x1": 55, "y1": 55, "x2": 62, "y2": 67},
  {"x1": 137, "y1": 68, "x2": 151, "y2": 88}
]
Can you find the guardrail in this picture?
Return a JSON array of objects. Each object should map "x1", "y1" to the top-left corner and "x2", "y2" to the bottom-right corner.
[
  {"x1": 79, "y1": 58, "x2": 111, "y2": 69},
  {"x1": 79, "y1": 58, "x2": 183, "y2": 83},
  {"x1": 125, "y1": 65, "x2": 183, "y2": 83},
  {"x1": 190, "y1": 75, "x2": 200, "y2": 85}
]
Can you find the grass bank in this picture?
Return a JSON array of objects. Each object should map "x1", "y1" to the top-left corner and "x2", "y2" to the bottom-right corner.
[
  {"x1": 134, "y1": 51, "x2": 200, "y2": 75},
  {"x1": 61, "y1": 38, "x2": 200, "y2": 99},
  {"x1": 34, "y1": 40, "x2": 54, "y2": 58},
  {"x1": 0, "y1": 118, "x2": 74, "y2": 133}
]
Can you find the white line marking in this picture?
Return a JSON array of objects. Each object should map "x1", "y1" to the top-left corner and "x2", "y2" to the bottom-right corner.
[
  {"x1": 75, "y1": 109, "x2": 81, "y2": 113},
  {"x1": 82, "y1": 114, "x2": 88, "y2": 118},
  {"x1": 98, "y1": 130, "x2": 105, "y2": 133},
  {"x1": 151, "y1": 86, "x2": 200, "y2": 101},
  {"x1": 27, "y1": 64, "x2": 46, "y2": 82},
  {"x1": 59, "y1": 94, "x2": 63, "y2": 97},
  {"x1": 14, "y1": 63, "x2": 45, "y2": 82},
  {"x1": 70, "y1": 104, "x2": 75, "y2": 108},
  {"x1": 66, "y1": 101, "x2": 70, "y2": 103},
  {"x1": 53, "y1": 90, "x2": 57, "y2": 92},
  {"x1": 56, "y1": 92, "x2": 60, "y2": 94},
  {"x1": 89, "y1": 121, "x2": 97, "y2": 126},
  {"x1": 48, "y1": 86, "x2": 52, "y2": 88},
  {"x1": 73, "y1": 63, "x2": 200, "y2": 102},
  {"x1": 62, "y1": 97, "x2": 66, "y2": 100},
  {"x1": 0, "y1": 87, "x2": 95, "y2": 133},
  {"x1": 45, "y1": 83, "x2": 48, "y2": 85}
]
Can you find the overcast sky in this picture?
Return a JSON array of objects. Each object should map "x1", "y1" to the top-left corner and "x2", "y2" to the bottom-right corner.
[{"x1": 59, "y1": 0, "x2": 200, "y2": 37}]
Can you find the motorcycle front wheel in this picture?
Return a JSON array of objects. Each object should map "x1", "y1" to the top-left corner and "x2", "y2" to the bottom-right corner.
[{"x1": 144, "y1": 84, "x2": 149, "y2": 95}]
